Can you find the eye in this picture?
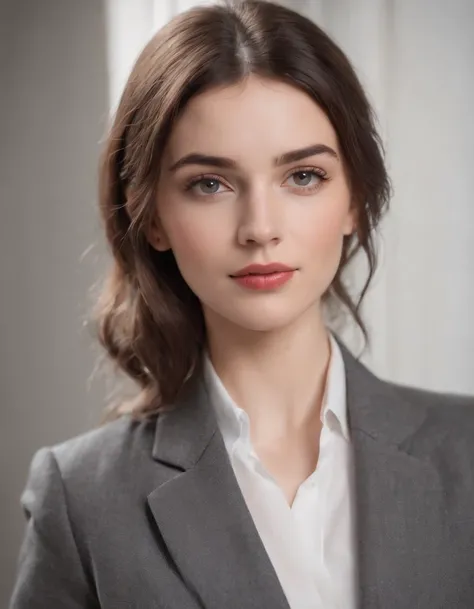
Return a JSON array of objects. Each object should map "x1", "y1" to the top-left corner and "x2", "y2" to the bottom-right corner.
[
  {"x1": 284, "y1": 167, "x2": 328, "y2": 192},
  {"x1": 288, "y1": 170, "x2": 316, "y2": 186},
  {"x1": 184, "y1": 175, "x2": 230, "y2": 196}
]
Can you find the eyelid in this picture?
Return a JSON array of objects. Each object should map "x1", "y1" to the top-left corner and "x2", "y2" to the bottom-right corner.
[
  {"x1": 284, "y1": 165, "x2": 328, "y2": 179},
  {"x1": 184, "y1": 173, "x2": 232, "y2": 191},
  {"x1": 185, "y1": 166, "x2": 328, "y2": 185}
]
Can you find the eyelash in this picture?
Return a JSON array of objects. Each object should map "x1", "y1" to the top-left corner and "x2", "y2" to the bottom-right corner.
[{"x1": 183, "y1": 166, "x2": 329, "y2": 197}]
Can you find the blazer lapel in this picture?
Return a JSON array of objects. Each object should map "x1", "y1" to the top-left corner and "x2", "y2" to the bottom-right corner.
[
  {"x1": 147, "y1": 368, "x2": 291, "y2": 609},
  {"x1": 337, "y1": 340, "x2": 449, "y2": 609},
  {"x1": 147, "y1": 337, "x2": 451, "y2": 609}
]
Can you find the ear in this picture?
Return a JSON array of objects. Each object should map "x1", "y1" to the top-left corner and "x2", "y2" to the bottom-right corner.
[{"x1": 147, "y1": 214, "x2": 172, "y2": 252}]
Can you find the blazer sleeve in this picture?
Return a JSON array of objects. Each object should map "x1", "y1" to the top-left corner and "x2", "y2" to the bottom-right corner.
[{"x1": 9, "y1": 447, "x2": 99, "y2": 609}]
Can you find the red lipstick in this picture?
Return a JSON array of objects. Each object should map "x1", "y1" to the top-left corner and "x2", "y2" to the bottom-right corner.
[{"x1": 230, "y1": 263, "x2": 296, "y2": 291}]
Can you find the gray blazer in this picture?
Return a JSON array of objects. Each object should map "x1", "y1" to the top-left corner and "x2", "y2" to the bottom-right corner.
[{"x1": 9, "y1": 339, "x2": 474, "y2": 609}]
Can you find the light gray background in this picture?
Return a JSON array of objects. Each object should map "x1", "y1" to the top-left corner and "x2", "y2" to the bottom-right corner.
[{"x1": 0, "y1": 0, "x2": 109, "y2": 604}]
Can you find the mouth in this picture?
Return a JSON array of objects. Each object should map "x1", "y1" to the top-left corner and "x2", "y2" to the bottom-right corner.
[
  {"x1": 230, "y1": 263, "x2": 296, "y2": 278},
  {"x1": 236, "y1": 271, "x2": 286, "y2": 276},
  {"x1": 229, "y1": 269, "x2": 296, "y2": 290}
]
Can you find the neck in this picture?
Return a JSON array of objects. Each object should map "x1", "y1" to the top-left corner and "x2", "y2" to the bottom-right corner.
[{"x1": 204, "y1": 305, "x2": 331, "y2": 443}]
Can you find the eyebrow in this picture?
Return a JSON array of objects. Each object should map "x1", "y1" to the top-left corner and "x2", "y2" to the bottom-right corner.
[{"x1": 168, "y1": 143, "x2": 339, "y2": 173}]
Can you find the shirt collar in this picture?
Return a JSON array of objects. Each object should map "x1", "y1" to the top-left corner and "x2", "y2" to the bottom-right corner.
[
  {"x1": 202, "y1": 331, "x2": 350, "y2": 454},
  {"x1": 323, "y1": 332, "x2": 350, "y2": 440}
]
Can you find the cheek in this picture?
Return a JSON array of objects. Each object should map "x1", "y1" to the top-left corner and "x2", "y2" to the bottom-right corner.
[
  {"x1": 299, "y1": 194, "x2": 351, "y2": 260},
  {"x1": 161, "y1": 208, "x2": 225, "y2": 277}
]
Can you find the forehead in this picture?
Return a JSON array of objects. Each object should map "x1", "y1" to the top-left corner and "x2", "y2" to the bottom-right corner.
[{"x1": 164, "y1": 74, "x2": 339, "y2": 163}]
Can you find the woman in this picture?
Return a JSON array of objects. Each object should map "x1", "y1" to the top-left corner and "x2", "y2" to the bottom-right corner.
[{"x1": 10, "y1": 1, "x2": 474, "y2": 608}]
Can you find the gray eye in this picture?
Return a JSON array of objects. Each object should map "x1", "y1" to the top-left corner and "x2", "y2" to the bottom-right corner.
[
  {"x1": 198, "y1": 179, "x2": 221, "y2": 194},
  {"x1": 292, "y1": 171, "x2": 314, "y2": 186}
]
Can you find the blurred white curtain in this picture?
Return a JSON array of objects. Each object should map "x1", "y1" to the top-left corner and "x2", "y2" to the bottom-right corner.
[
  {"x1": 104, "y1": 0, "x2": 213, "y2": 112},
  {"x1": 104, "y1": 0, "x2": 474, "y2": 395}
]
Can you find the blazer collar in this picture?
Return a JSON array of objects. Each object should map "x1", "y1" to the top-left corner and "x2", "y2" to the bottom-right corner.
[
  {"x1": 334, "y1": 336, "x2": 427, "y2": 447},
  {"x1": 151, "y1": 362, "x2": 216, "y2": 470}
]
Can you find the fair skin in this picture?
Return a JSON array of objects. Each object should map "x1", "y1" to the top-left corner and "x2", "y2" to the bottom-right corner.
[{"x1": 151, "y1": 74, "x2": 355, "y2": 505}]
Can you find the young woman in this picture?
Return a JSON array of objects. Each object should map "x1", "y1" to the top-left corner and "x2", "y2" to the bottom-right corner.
[{"x1": 10, "y1": 1, "x2": 474, "y2": 608}]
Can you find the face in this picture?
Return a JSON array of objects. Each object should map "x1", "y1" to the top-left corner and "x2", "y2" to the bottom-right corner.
[{"x1": 152, "y1": 74, "x2": 355, "y2": 334}]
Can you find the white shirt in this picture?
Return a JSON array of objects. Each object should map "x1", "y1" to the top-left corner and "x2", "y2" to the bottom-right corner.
[{"x1": 203, "y1": 333, "x2": 358, "y2": 609}]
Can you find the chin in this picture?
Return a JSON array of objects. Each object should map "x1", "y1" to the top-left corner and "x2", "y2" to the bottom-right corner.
[
  {"x1": 235, "y1": 319, "x2": 290, "y2": 333},
  {"x1": 222, "y1": 307, "x2": 304, "y2": 333},
  {"x1": 202, "y1": 292, "x2": 320, "y2": 334}
]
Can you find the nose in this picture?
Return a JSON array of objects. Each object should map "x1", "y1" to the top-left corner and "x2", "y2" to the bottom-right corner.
[{"x1": 236, "y1": 190, "x2": 283, "y2": 246}]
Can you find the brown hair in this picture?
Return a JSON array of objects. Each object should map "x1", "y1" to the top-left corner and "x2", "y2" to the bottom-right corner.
[{"x1": 96, "y1": 0, "x2": 391, "y2": 421}]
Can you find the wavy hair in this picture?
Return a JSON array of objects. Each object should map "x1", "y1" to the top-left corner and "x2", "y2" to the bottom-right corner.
[{"x1": 96, "y1": 0, "x2": 391, "y2": 420}]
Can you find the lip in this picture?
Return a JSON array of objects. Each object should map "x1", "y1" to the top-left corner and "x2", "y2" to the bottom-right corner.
[
  {"x1": 230, "y1": 263, "x2": 295, "y2": 277},
  {"x1": 231, "y1": 271, "x2": 295, "y2": 291}
]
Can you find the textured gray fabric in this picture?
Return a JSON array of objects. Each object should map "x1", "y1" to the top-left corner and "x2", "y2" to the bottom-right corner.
[{"x1": 9, "y1": 338, "x2": 474, "y2": 608}]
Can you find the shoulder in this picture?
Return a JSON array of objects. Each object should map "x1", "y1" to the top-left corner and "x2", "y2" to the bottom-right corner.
[
  {"x1": 14, "y1": 417, "x2": 164, "y2": 607},
  {"x1": 26, "y1": 415, "x2": 159, "y2": 508},
  {"x1": 20, "y1": 414, "x2": 164, "y2": 559},
  {"x1": 389, "y1": 381, "x2": 474, "y2": 418},
  {"x1": 386, "y1": 380, "x2": 474, "y2": 450},
  {"x1": 54, "y1": 415, "x2": 158, "y2": 484}
]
